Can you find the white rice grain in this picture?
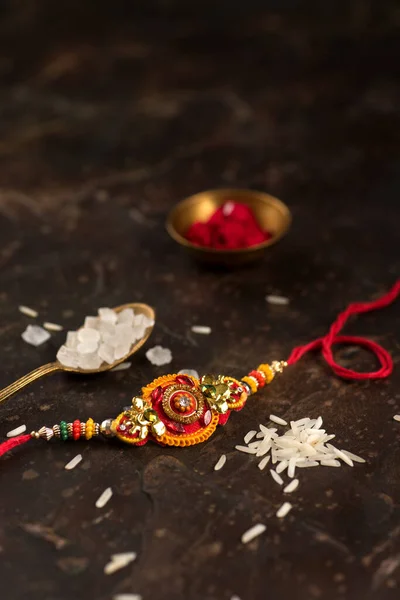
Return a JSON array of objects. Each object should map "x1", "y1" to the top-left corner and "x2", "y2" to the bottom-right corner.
[
  {"x1": 320, "y1": 459, "x2": 341, "y2": 467},
  {"x1": 113, "y1": 595, "x2": 142, "y2": 600},
  {"x1": 270, "y1": 470, "x2": 284, "y2": 485},
  {"x1": 266, "y1": 295, "x2": 289, "y2": 306},
  {"x1": 277, "y1": 502, "x2": 292, "y2": 518},
  {"x1": 269, "y1": 414, "x2": 287, "y2": 426},
  {"x1": 283, "y1": 479, "x2": 299, "y2": 493},
  {"x1": 235, "y1": 445, "x2": 258, "y2": 454},
  {"x1": 313, "y1": 416, "x2": 323, "y2": 430},
  {"x1": 65, "y1": 454, "x2": 83, "y2": 470},
  {"x1": 276, "y1": 460, "x2": 288, "y2": 474},
  {"x1": 43, "y1": 322, "x2": 63, "y2": 332},
  {"x1": 258, "y1": 456, "x2": 270, "y2": 470},
  {"x1": 330, "y1": 446, "x2": 354, "y2": 467},
  {"x1": 393, "y1": 415, "x2": 400, "y2": 422},
  {"x1": 287, "y1": 457, "x2": 298, "y2": 478},
  {"x1": 244, "y1": 430, "x2": 257, "y2": 444},
  {"x1": 241, "y1": 523, "x2": 267, "y2": 544},
  {"x1": 214, "y1": 455, "x2": 227, "y2": 471},
  {"x1": 342, "y1": 450, "x2": 366, "y2": 464},
  {"x1": 96, "y1": 487, "x2": 113, "y2": 508},
  {"x1": 104, "y1": 551, "x2": 137, "y2": 575},
  {"x1": 19, "y1": 305, "x2": 38, "y2": 318},
  {"x1": 191, "y1": 325, "x2": 212, "y2": 335},
  {"x1": 6, "y1": 424, "x2": 27, "y2": 438}
]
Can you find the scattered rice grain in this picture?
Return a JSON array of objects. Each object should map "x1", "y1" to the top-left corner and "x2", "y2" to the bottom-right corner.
[
  {"x1": 266, "y1": 295, "x2": 289, "y2": 306},
  {"x1": 342, "y1": 450, "x2": 366, "y2": 463},
  {"x1": 269, "y1": 414, "x2": 287, "y2": 426},
  {"x1": 393, "y1": 415, "x2": 400, "y2": 422},
  {"x1": 214, "y1": 454, "x2": 227, "y2": 471},
  {"x1": 258, "y1": 456, "x2": 270, "y2": 470},
  {"x1": 96, "y1": 487, "x2": 113, "y2": 508},
  {"x1": 283, "y1": 479, "x2": 299, "y2": 493},
  {"x1": 191, "y1": 325, "x2": 212, "y2": 335},
  {"x1": 277, "y1": 502, "x2": 292, "y2": 518},
  {"x1": 330, "y1": 446, "x2": 354, "y2": 467},
  {"x1": 113, "y1": 595, "x2": 142, "y2": 600},
  {"x1": 6, "y1": 424, "x2": 27, "y2": 437},
  {"x1": 43, "y1": 322, "x2": 63, "y2": 332},
  {"x1": 64, "y1": 454, "x2": 83, "y2": 470},
  {"x1": 19, "y1": 305, "x2": 38, "y2": 318},
  {"x1": 235, "y1": 445, "x2": 257, "y2": 454},
  {"x1": 104, "y1": 551, "x2": 137, "y2": 575},
  {"x1": 244, "y1": 430, "x2": 257, "y2": 444},
  {"x1": 241, "y1": 523, "x2": 267, "y2": 544},
  {"x1": 270, "y1": 470, "x2": 284, "y2": 485},
  {"x1": 320, "y1": 459, "x2": 341, "y2": 467}
]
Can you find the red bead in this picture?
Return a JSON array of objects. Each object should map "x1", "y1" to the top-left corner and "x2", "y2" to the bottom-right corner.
[
  {"x1": 73, "y1": 420, "x2": 80, "y2": 440},
  {"x1": 249, "y1": 370, "x2": 265, "y2": 388}
]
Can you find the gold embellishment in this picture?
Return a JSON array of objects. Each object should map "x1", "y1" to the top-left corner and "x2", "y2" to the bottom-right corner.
[
  {"x1": 162, "y1": 384, "x2": 205, "y2": 424},
  {"x1": 200, "y1": 374, "x2": 231, "y2": 414},
  {"x1": 113, "y1": 396, "x2": 166, "y2": 445}
]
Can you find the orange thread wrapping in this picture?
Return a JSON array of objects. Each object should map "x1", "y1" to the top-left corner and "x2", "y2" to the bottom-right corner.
[{"x1": 157, "y1": 412, "x2": 219, "y2": 447}]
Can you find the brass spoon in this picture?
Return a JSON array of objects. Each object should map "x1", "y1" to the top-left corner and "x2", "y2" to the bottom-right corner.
[{"x1": 0, "y1": 303, "x2": 155, "y2": 404}]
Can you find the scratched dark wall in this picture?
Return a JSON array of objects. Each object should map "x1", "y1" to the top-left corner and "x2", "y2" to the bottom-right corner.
[{"x1": 0, "y1": 2, "x2": 399, "y2": 600}]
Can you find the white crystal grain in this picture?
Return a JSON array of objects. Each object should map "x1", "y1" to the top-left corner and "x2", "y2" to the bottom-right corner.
[
  {"x1": 22, "y1": 325, "x2": 51, "y2": 347},
  {"x1": 98, "y1": 307, "x2": 118, "y2": 324},
  {"x1": 57, "y1": 345, "x2": 79, "y2": 368},
  {"x1": 146, "y1": 345, "x2": 172, "y2": 366}
]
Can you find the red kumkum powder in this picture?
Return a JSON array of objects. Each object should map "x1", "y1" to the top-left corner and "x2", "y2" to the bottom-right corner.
[{"x1": 185, "y1": 201, "x2": 272, "y2": 250}]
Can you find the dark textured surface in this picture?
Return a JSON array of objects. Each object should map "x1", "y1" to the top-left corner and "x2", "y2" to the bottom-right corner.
[{"x1": 0, "y1": 2, "x2": 399, "y2": 599}]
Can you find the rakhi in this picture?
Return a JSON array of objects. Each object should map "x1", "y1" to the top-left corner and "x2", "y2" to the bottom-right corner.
[{"x1": 1, "y1": 282, "x2": 398, "y2": 458}]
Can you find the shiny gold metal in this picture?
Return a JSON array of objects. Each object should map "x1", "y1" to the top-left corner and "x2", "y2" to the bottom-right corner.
[
  {"x1": 0, "y1": 302, "x2": 155, "y2": 405},
  {"x1": 166, "y1": 188, "x2": 291, "y2": 266},
  {"x1": 161, "y1": 384, "x2": 205, "y2": 424}
]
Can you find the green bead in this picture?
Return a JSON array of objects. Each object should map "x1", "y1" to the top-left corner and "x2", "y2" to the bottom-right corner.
[{"x1": 60, "y1": 421, "x2": 68, "y2": 441}]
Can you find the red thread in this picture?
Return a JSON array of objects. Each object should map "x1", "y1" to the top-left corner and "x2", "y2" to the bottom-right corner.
[
  {"x1": 0, "y1": 434, "x2": 32, "y2": 457},
  {"x1": 287, "y1": 281, "x2": 400, "y2": 380}
]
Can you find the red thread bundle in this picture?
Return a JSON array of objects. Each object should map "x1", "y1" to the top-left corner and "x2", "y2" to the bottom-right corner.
[{"x1": 186, "y1": 202, "x2": 271, "y2": 250}]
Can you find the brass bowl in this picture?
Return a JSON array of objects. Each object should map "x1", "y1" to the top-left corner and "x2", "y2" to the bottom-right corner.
[{"x1": 166, "y1": 188, "x2": 292, "y2": 266}]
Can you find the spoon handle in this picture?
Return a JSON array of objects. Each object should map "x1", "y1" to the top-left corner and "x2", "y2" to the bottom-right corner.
[{"x1": 0, "y1": 362, "x2": 62, "y2": 404}]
